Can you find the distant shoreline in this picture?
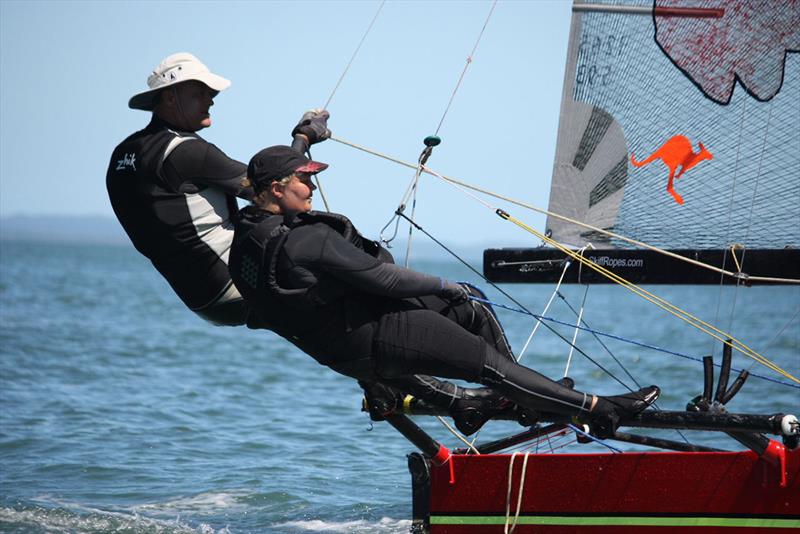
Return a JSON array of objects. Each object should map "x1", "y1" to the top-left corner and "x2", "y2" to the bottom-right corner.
[
  {"x1": 0, "y1": 214, "x2": 129, "y2": 245},
  {"x1": 0, "y1": 214, "x2": 513, "y2": 261}
]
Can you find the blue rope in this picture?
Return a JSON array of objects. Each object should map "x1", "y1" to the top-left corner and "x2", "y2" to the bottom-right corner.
[{"x1": 468, "y1": 295, "x2": 800, "y2": 391}]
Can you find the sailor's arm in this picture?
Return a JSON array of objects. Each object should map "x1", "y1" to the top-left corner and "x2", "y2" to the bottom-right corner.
[
  {"x1": 163, "y1": 139, "x2": 253, "y2": 200},
  {"x1": 314, "y1": 228, "x2": 457, "y2": 298}
]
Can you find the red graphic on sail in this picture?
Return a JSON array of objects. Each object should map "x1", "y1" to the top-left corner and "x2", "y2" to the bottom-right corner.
[
  {"x1": 630, "y1": 135, "x2": 713, "y2": 205},
  {"x1": 655, "y1": 0, "x2": 800, "y2": 105}
]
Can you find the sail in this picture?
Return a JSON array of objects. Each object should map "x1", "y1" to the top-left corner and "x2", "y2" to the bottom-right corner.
[
  {"x1": 486, "y1": 0, "x2": 800, "y2": 284},
  {"x1": 547, "y1": 0, "x2": 799, "y2": 250}
]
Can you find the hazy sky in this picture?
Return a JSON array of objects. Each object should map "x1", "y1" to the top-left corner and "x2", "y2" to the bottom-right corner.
[{"x1": 0, "y1": 0, "x2": 572, "y2": 247}]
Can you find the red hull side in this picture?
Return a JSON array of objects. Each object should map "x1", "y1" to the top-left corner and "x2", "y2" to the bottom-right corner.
[{"x1": 426, "y1": 448, "x2": 800, "y2": 533}]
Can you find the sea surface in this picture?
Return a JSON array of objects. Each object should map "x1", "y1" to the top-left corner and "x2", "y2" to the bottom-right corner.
[{"x1": 1, "y1": 240, "x2": 798, "y2": 533}]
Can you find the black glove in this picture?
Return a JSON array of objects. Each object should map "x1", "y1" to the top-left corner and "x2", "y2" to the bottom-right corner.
[
  {"x1": 291, "y1": 109, "x2": 331, "y2": 145},
  {"x1": 439, "y1": 281, "x2": 470, "y2": 305}
]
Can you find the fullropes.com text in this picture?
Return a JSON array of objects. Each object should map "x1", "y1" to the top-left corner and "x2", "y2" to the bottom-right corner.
[{"x1": 588, "y1": 256, "x2": 644, "y2": 268}]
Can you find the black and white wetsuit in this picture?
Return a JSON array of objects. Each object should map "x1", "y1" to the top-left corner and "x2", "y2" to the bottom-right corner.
[
  {"x1": 229, "y1": 208, "x2": 597, "y2": 418},
  {"x1": 107, "y1": 116, "x2": 252, "y2": 325}
]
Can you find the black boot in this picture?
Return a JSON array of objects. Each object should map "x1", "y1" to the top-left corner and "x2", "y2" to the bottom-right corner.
[
  {"x1": 449, "y1": 387, "x2": 513, "y2": 436},
  {"x1": 359, "y1": 381, "x2": 404, "y2": 421},
  {"x1": 590, "y1": 385, "x2": 660, "y2": 438}
]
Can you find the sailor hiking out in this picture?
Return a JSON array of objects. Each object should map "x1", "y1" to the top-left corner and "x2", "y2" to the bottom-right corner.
[
  {"x1": 106, "y1": 52, "x2": 331, "y2": 326},
  {"x1": 229, "y1": 145, "x2": 661, "y2": 436}
]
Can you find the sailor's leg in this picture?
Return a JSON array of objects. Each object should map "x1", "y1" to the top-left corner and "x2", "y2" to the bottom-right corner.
[
  {"x1": 481, "y1": 348, "x2": 593, "y2": 415},
  {"x1": 463, "y1": 284, "x2": 514, "y2": 360},
  {"x1": 416, "y1": 287, "x2": 513, "y2": 360},
  {"x1": 373, "y1": 308, "x2": 658, "y2": 431},
  {"x1": 373, "y1": 308, "x2": 586, "y2": 413}
]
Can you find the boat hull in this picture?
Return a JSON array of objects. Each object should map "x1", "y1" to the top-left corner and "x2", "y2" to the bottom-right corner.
[{"x1": 411, "y1": 448, "x2": 800, "y2": 533}]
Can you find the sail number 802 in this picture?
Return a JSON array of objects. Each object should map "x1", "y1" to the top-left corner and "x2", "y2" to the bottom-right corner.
[{"x1": 576, "y1": 64, "x2": 612, "y2": 86}]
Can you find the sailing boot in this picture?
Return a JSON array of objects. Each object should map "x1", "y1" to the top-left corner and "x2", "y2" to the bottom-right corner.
[
  {"x1": 449, "y1": 386, "x2": 514, "y2": 436},
  {"x1": 589, "y1": 386, "x2": 661, "y2": 438},
  {"x1": 381, "y1": 375, "x2": 515, "y2": 436},
  {"x1": 359, "y1": 380, "x2": 404, "y2": 421}
]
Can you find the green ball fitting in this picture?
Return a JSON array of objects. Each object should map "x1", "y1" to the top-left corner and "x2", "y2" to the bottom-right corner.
[{"x1": 423, "y1": 135, "x2": 441, "y2": 147}]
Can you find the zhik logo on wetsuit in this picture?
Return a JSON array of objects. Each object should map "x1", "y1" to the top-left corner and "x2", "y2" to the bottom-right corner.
[{"x1": 116, "y1": 153, "x2": 137, "y2": 171}]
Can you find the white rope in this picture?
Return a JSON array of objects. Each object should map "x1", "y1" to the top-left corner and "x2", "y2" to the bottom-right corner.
[
  {"x1": 517, "y1": 259, "x2": 571, "y2": 363},
  {"x1": 436, "y1": 415, "x2": 480, "y2": 454},
  {"x1": 565, "y1": 283, "x2": 590, "y2": 378},
  {"x1": 505, "y1": 451, "x2": 530, "y2": 534}
]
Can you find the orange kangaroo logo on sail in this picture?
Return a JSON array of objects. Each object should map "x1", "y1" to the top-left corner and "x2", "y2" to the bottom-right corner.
[{"x1": 630, "y1": 135, "x2": 713, "y2": 205}]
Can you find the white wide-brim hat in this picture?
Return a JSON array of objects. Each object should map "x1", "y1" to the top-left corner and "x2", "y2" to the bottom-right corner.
[{"x1": 129, "y1": 52, "x2": 231, "y2": 111}]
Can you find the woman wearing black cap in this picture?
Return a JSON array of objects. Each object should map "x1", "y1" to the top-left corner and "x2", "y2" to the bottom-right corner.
[{"x1": 230, "y1": 146, "x2": 660, "y2": 437}]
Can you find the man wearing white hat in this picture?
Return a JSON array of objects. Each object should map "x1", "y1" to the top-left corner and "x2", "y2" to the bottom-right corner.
[{"x1": 107, "y1": 52, "x2": 330, "y2": 326}]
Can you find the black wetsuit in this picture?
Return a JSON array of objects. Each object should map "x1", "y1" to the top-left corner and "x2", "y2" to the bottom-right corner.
[
  {"x1": 230, "y1": 208, "x2": 598, "y2": 417},
  {"x1": 107, "y1": 116, "x2": 251, "y2": 325}
]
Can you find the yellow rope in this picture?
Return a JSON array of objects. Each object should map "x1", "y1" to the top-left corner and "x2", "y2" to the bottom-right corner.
[{"x1": 330, "y1": 135, "x2": 799, "y2": 383}]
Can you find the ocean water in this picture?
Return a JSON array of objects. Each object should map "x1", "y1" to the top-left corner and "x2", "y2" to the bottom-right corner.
[{"x1": 1, "y1": 240, "x2": 798, "y2": 533}]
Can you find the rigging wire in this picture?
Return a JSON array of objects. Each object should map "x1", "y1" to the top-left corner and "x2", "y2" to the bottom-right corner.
[
  {"x1": 726, "y1": 98, "x2": 777, "y2": 355},
  {"x1": 308, "y1": 0, "x2": 387, "y2": 212},
  {"x1": 762, "y1": 307, "x2": 800, "y2": 355},
  {"x1": 322, "y1": 0, "x2": 386, "y2": 111},
  {"x1": 437, "y1": 415, "x2": 480, "y2": 454},
  {"x1": 433, "y1": 0, "x2": 498, "y2": 136},
  {"x1": 711, "y1": 96, "x2": 748, "y2": 360},
  {"x1": 552, "y1": 289, "x2": 689, "y2": 443},
  {"x1": 492, "y1": 207, "x2": 797, "y2": 383},
  {"x1": 389, "y1": 0, "x2": 498, "y2": 262}
]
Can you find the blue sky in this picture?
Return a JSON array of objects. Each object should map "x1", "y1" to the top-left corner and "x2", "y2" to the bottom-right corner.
[{"x1": 0, "y1": 0, "x2": 572, "y2": 248}]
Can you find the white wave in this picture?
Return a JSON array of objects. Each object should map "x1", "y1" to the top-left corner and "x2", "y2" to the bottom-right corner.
[
  {"x1": 0, "y1": 504, "x2": 226, "y2": 534},
  {"x1": 277, "y1": 517, "x2": 411, "y2": 533},
  {"x1": 133, "y1": 490, "x2": 252, "y2": 515}
]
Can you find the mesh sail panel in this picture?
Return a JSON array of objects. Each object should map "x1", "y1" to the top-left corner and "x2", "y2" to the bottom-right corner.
[{"x1": 546, "y1": 0, "x2": 800, "y2": 249}]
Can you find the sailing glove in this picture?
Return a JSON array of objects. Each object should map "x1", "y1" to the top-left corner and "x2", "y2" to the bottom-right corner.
[
  {"x1": 439, "y1": 280, "x2": 470, "y2": 305},
  {"x1": 292, "y1": 109, "x2": 331, "y2": 145}
]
